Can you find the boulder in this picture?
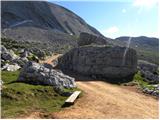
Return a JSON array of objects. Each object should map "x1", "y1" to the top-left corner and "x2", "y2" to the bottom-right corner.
[
  {"x1": 11, "y1": 57, "x2": 29, "y2": 67},
  {"x1": 17, "y1": 48, "x2": 25, "y2": 54},
  {"x1": 17, "y1": 61, "x2": 76, "y2": 88},
  {"x1": 1, "y1": 45, "x2": 8, "y2": 53},
  {"x1": 2, "y1": 52, "x2": 14, "y2": 61},
  {"x1": 1, "y1": 49, "x2": 18, "y2": 61},
  {"x1": 9, "y1": 49, "x2": 19, "y2": 58},
  {"x1": 1, "y1": 59, "x2": 5, "y2": 67},
  {"x1": 20, "y1": 51, "x2": 29, "y2": 58},
  {"x1": 57, "y1": 45, "x2": 137, "y2": 83},
  {"x1": 78, "y1": 32, "x2": 107, "y2": 46}
]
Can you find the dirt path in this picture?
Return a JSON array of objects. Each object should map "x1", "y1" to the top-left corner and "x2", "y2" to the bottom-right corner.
[
  {"x1": 53, "y1": 81, "x2": 158, "y2": 119},
  {"x1": 40, "y1": 54, "x2": 62, "y2": 64}
]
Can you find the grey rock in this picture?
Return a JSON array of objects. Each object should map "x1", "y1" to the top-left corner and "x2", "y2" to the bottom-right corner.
[
  {"x1": 1, "y1": 59, "x2": 6, "y2": 67},
  {"x1": 2, "y1": 63, "x2": 21, "y2": 71},
  {"x1": 12, "y1": 57, "x2": 28, "y2": 67},
  {"x1": 78, "y1": 32, "x2": 107, "y2": 46},
  {"x1": 9, "y1": 49, "x2": 19, "y2": 58},
  {"x1": 138, "y1": 60, "x2": 159, "y2": 84},
  {"x1": 1, "y1": 48, "x2": 18, "y2": 61},
  {"x1": 20, "y1": 57, "x2": 29, "y2": 62},
  {"x1": 2, "y1": 53, "x2": 14, "y2": 61},
  {"x1": 28, "y1": 52, "x2": 33, "y2": 56},
  {"x1": 138, "y1": 60, "x2": 158, "y2": 73},
  {"x1": 142, "y1": 84, "x2": 159, "y2": 97},
  {"x1": 1, "y1": 45, "x2": 8, "y2": 53},
  {"x1": 17, "y1": 61, "x2": 76, "y2": 88},
  {"x1": 31, "y1": 48, "x2": 46, "y2": 60},
  {"x1": 141, "y1": 70, "x2": 159, "y2": 84},
  {"x1": 20, "y1": 51, "x2": 29, "y2": 58},
  {"x1": 58, "y1": 45, "x2": 137, "y2": 83},
  {"x1": 17, "y1": 48, "x2": 25, "y2": 54}
]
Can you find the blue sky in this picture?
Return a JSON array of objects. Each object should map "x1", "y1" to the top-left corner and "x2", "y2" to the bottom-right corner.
[{"x1": 48, "y1": 0, "x2": 158, "y2": 38}]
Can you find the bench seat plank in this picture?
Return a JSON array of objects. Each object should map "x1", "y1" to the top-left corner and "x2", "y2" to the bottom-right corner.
[{"x1": 65, "y1": 91, "x2": 81, "y2": 103}]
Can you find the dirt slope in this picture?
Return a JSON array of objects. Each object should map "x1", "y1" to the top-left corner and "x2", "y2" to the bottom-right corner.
[
  {"x1": 40, "y1": 54, "x2": 62, "y2": 64},
  {"x1": 53, "y1": 81, "x2": 158, "y2": 119}
]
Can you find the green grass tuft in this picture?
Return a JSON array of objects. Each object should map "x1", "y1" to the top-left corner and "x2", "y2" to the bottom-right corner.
[
  {"x1": 1, "y1": 71, "x2": 20, "y2": 84},
  {"x1": 133, "y1": 71, "x2": 155, "y2": 90}
]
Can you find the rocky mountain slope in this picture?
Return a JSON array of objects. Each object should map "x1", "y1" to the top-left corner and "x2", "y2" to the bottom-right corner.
[{"x1": 1, "y1": 1, "x2": 102, "y2": 38}]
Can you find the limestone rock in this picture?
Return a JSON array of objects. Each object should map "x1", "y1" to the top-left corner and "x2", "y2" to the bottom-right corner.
[
  {"x1": 141, "y1": 70, "x2": 159, "y2": 84},
  {"x1": 138, "y1": 60, "x2": 158, "y2": 73},
  {"x1": 20, "y1": 51, "x2": 29, "y2": 58},
  {"x1": 2, "y1": 63, "x2": 21, "y2": 71},
  {"x1": 17, "y1": 61, "x2": 76, "y2": 88},
  {"x1": 1, "y1": 48, "x2": 18, "y2": 61},
  {"x1": 138, "y1": 60, "x2": 159, "y2": 84},
  {"x1": 2, "y1": 53, "x2": 13, "y2": 61},
  {"x1": 58, "y1": 45, "x2": 137, "y2": 83},
  {"x1": 11, "y1": 57, "x2": 29, "y2": 67},
  {"x1": 78, "y1": 32, "x2": 107, "y2": 46},
  {"x1": 142, "y1": 84, "x2": 159, "y2": 97},
  {"x1": 1, "y1": 45, "x2": 8, "y2": 53}
]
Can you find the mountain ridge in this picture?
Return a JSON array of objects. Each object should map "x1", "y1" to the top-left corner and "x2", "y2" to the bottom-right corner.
[
  {"x1": 115, "y1": 36, "x2": 159, "y2": 64},
  {"x1": 1, "y1": 1, "x2": 102, "y2": 36}
]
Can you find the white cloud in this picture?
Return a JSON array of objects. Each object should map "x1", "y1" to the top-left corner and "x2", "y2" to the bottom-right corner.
[
  {"x1": 133, "y1": 0, "x2": 158, "y2": 8},
  {"x1": 122, "y1": 8, "x2": 126, "y2": 13},
  {"x1": 102, "y1": 26, "x2": 119, "y2": 34},
  {"x1": 101, "y1": 26, "x2": 119, "y2": 38}
]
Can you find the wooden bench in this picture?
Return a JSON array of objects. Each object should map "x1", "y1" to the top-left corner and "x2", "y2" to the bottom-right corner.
[{"x1": 65, "y1": 91, "x2": 81, "y2": 104}]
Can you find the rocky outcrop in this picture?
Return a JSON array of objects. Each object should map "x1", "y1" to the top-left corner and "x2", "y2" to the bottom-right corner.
[
  {"x1": 12, "y1": 57, "x2": 29, "y2": 67},
  {"x1": 1, "y1": 45, "x2": 8, "y2": 53},
  {"x1": 1, "y1": 63, "x2": 21, "y2": 71},
  {"x1": 57, "y1": 45, "x2": 137, "y2": 83},
  {"x1": 138, "y1": 60, "x2": 159, "y2": 84},
  {"x1": 78, "y1": 32, "x2": 107, "y2": 46},
  {"x1": 1, "y1": 45, "x2": 41, "y2": 70},
  {"x1": 138, "y1": 60, "x2": 158, "y2": 72},
  {"x1": 20, "y1": 50, "x2": 29, "y2": 58},
  {"x1": 17, "y1": 61, "x2": 76, "y2": 88},
  {"x1": 140, "y1": 70, "x2": 158, "y2": 84},
  {"x1": 142, "y1": 84, "x2": 159, "y2": 97},
  {"x1": 1, "y1": 46, "x2": 18, "y2": 61},
  {"x1": 1, "y1": 46, "x2": 28, "y2": 70}
]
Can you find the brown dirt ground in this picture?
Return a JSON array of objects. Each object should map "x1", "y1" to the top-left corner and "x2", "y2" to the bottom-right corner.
[
  {"x1": 52, "y1": 81, "x2": 159, "y2": 119},
  {"x1": 39, "y1": 53, "x2": 62, "y2": 64}
]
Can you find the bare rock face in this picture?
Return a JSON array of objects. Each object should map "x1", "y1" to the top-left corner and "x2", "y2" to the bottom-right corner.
[
  {"x1": 138, "y1": 60, "x2": 158, "y2": 73},
  {"x1": 17, "y1": 61, "x2": 76, "y2": 88},
  {"x1": 78, "y1": 32, "x2": 107, "y2": 46},
  {"x1": 2, "y1": 1, "x2": 102, "y2": 37},
  {"x1": 1, "y1": 46, "x2": 19, "y2": 61},
  {"x1": 57, "y1": 45, "x2": 137, "y2": 83},
  {"x1": 138, "y1": 60, "x2": 159, "y2": 84}
]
